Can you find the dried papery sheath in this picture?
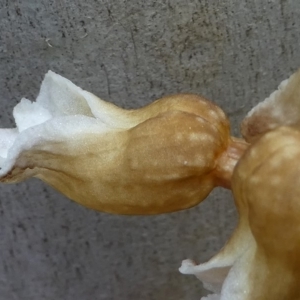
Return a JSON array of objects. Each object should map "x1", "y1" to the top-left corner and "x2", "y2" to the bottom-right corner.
[
  {"x1": 0, "y1": 71, "x2": 246, "y2": 214},
  {"x1": 241, "y1": 69, "x2": 300, "y2": 142}
]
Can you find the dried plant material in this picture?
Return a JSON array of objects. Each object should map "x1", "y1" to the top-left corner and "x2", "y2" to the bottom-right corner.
[
  {"x1": 0, "y1": 71, "x2": 246, "y2": 214},
  {"x1": 2, "y1": 68, "x2": 300, "y2": 299},
  {"x1": 241, "y1": 69, "x2": 300, "y2": 142},
  {"x1": 180, "y1": 126, "x2": 300, "y2": 300}
]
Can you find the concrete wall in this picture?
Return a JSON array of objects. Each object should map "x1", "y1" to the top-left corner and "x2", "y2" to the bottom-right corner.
[{"x1": 0, "y1": 1, "x2": 300, "y2": 299}]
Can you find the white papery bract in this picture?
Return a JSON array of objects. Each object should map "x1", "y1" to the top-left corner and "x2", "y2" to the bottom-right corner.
[{"x1": 0, "y1": 71, "x2": 118, "y2": 182}]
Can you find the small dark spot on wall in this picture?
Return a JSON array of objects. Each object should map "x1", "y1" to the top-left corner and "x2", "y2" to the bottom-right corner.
[
  {"x1": 255, "y1": 71, "x2": 260, "y2": 82},
  {"x1": 15, "y1": 6, "x2": 22, "y2": 16},
  {"x1": 75, "y1": 266, "x2": 82, "y2": 280},
  {"x1": 3, "y1": 263, "x2": 8, "y2": 273},
  {"x1": 114, "y1": 271, "x2": 122, "y2": 283},
  {"x1": 29, "y1": 21, "x2": 35, "y2": 28},
  {"x1": 280, "y1": 42, "x2": 286, "y2": 55},
  {"x1": 61, "y1": 224, "x2": 70, "y2": 232},
  {"x1": 17, "y1": 222, "x2": 26, "y2": 231},
  {"x1": 126, "y1": 256, "x2": 133, "y2": 267},
  {"x1": 9, "y1": 248, "x2": 14, "y2": 257},
  {"x1": 246, "y1": 27, "x2": 252, "y2": 37}
]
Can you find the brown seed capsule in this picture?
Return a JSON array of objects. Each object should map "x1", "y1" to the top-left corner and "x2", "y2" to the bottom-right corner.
[
  {"x1": 231, "y1": 126, "x2": 300, "y2": 299},
  {"x1": 180, "y1": 126, "x2": 300, "y2": 299},
  {"x1": 0, "y1": 72, "x2": 247, "y2": 214}
]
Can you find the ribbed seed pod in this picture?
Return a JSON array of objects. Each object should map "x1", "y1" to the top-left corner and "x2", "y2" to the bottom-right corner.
[{"x1": 0, "y1": 71, "x2": 246, "y2": 214}]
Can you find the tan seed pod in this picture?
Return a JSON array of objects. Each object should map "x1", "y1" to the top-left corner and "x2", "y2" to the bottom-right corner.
[
  {"x1": 181, "y1": 126, "x2": 300, "y2": 299},
  {"x1": 0, "y1": 71, "x2": 247, "y2": 214}
]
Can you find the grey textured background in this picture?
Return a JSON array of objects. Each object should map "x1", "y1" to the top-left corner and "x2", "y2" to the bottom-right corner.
[{"x1": 0, "y1": 1, "x2": 300, "y2": 299}]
